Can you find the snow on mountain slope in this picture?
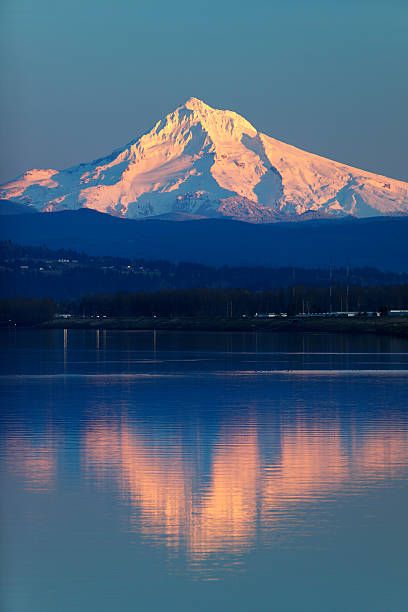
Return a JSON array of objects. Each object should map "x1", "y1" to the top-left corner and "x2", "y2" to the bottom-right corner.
[{"x1": 2, "y1": 97, "x2": 408, "y2": 222}]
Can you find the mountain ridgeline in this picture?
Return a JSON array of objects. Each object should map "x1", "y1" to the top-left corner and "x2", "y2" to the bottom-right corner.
[
  {"x1": 1, "y1": 209, "x2": 408, "y2": 272},
  {"x1": 1, "y1": 98, "x2": 408, "y2": 222}
]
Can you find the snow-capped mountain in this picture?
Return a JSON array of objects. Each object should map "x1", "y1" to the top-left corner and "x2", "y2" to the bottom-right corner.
[{"x1": 2, "y1": 97, "x2": 408, "y2": 222}]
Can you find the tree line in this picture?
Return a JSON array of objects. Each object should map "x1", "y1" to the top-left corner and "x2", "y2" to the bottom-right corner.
[
  {"x1": 2, "y1": 284, "x2": 407, "y2": 325},
  {"x1": 2, "y1": 240, "x2": 408, "y2": 300},
  {"x1": 78, "y1": 286, "x2": 407, "y2": 318}
]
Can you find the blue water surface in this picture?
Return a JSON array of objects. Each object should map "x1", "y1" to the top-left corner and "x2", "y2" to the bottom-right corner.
[{"x1": 1, "y1": 330, "x2": 408, "y2": 611}]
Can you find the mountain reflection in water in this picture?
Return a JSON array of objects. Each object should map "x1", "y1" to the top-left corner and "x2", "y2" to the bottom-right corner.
[
  {"x1": 6, "y1": 408, "x2": 408, "y2": 569},
  {"x1": 2, "y1": 327, "x2": 408, "y2": 601}
]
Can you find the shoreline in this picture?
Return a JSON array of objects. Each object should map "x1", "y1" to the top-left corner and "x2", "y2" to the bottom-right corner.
[{"x1": 33, "y1": 316, "x2": 408, "y2": 338}]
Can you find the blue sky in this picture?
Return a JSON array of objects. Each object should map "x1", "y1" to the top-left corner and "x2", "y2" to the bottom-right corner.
[{"x1": 1, "y1": 0, "x2": 407, "y2": 182}]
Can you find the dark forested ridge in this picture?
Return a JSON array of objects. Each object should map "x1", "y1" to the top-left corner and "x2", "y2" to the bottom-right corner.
[
  {"x1": 2, "y1": 241, "x2": 408, "y2": 300},
  {"x1": 2, "y1": 237, "x2": 408, "y2": 329},
  {"x1": 0, "y1": 242, "x2": 408, "y2": 325},
  {"x1": 1, "y1": 209, "x2": 408, "y2": 271}
]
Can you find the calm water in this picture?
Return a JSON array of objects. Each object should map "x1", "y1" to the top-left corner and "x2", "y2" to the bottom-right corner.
[{"x1": 1, "y1": 330, "x2": 408, "y2": 611}]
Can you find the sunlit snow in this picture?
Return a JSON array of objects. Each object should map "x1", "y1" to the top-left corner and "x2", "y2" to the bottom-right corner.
[{"x1": 1, "y1": 97, "x2": 407, "y2": 222}]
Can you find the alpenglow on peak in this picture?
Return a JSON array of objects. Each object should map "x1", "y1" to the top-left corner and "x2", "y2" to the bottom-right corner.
[
  {"x1": 1, "y1": 98, "x2": 408, "y2": 222},
  {"x1": 183, "y1": 96, "x2": 211, "y2": 110}
]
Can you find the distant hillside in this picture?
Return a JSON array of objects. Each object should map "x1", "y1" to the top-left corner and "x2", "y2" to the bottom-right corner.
[
  {"x1": 2, "y1": 240, "x2": 407, "y2": 300},
  {"x1": 0, "y1": 209, "x2": 407, "y2": 272},
  {"x1": 0, "y1": 199, "x2": 36, "y2": 215}
]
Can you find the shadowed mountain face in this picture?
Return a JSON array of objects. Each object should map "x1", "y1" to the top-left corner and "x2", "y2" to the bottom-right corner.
[
  {"x1": 1, "y1": 98, "x2": 408, "y2": 222},
  {"x1": 1, "y1": 209, "x2": 408, "y2": 271}
]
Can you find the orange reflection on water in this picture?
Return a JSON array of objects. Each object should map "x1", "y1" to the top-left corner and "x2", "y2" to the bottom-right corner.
[
  {"x1": 83, "y1": 420, "x2": 327, "y2": 559},
  {"x1": 83, "y1": 419, "x2": 261, "y2": 558},
  {"x1": 6, "y1": 414, "x2": 408, "y2": 564},
  {"x1": 190, "y1": 426, "x2": 260, "y2": 559},
  {"x1": 5, "y1": 430, "x2": 57, "y2": 491},
  {"x1": 81, "y1": 415, "x2": 408, "y2": 563},
  {"x1": 83, "y1": 421, "x2": 192, "y2": 546},
  {"x1": 261, "y1": 421, "x2": 349, "y2": 523},
  {"x1": 120, "y1": 426, "x2": 192, "y2": 545},
  {"x1": 350, "y1": 426, "x2": 408, "y2": 482}
]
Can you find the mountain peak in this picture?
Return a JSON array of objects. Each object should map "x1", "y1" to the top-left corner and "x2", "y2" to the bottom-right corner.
[
  {"x1": 1, "y1": 99, "x2": 408, "y2": 222},
  {"x1": 183, "y1": 97, "x2": 211, "y2": 111},
  {"x1": 175, "y1": 97, "x2": 257, "y2": 141}
]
